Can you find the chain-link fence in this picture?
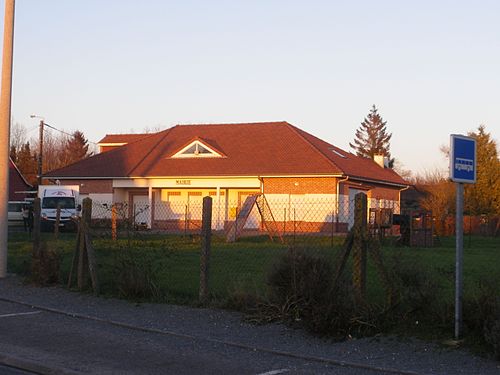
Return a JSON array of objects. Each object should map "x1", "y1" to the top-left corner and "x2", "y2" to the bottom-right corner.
[{"x1": 74, "y1": 194, "x2": 403, "y2": 303}]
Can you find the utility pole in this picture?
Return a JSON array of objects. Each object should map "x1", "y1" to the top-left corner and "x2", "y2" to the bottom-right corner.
[
  {"x1": 37, "y1": 119, "x2": 44, "y2": 186},
  {"x1": 31, "y1": 114, "x2": 45, "y2": 187},
  {"x1": 0, "y1": 0, "x2": 16, "y2": 278}
]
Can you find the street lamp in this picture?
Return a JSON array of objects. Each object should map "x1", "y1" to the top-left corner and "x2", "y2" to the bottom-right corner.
[{"x1": 30, "y1": 114, "x2": 44, "y2": 187}]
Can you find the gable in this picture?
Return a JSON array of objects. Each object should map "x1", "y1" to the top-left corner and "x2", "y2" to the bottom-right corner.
[{"x1": 171, "y1": 139, "x2": 224, "y2": 159}]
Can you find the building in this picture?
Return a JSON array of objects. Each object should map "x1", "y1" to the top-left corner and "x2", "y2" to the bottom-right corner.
[
  {"x1": 45, "y1": 122, "x2": 408, "y2": 232},
  {"x1": 9, "y1": 158, "x2": 32, "y2": 201}
]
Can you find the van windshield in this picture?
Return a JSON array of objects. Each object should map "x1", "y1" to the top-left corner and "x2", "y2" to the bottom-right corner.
[{"x1": 42, "y1": 197, "x2": 76, "y2": 209}]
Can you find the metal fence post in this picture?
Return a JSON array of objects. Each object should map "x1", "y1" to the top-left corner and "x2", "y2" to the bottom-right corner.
[{"x1": 199, "y1": 196, "x2": 212, "y2": 303}]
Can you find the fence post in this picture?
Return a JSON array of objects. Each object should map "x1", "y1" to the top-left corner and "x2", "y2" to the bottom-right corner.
[
  {"x1": 331, "y1": 208, "x2": 335, "y2": 247},
  {"x1": 32, "y1": 198, "x2": 41, "y2": 259},
  {"x1": 352, "y1": 193, "x2": 368, "y2": 303},
  {"x1": 199, "y1": 196, "x2": 212, "y2": 303},
  {"x1": 54, "y1": 204, "x2": 61, "y2": 240},
  {"x1": 111, "y1": 204, "x2": 117, "y2": 241},
  {"x1": 184, "y1": 205, "x2": 188, "y2": 236},
  {"x1": 283, "y1": 207, "x2": 286, "y2": 235},
  {"x1": 77, "y1": 198, "x2": 92, "y2": 289}
]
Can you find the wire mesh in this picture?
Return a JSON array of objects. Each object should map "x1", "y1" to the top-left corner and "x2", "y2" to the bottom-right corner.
[{"x1": 77, "y1": 195, "x2": 401, "y2": 302}]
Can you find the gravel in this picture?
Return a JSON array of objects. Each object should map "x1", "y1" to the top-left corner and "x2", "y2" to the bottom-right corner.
[{"x1": 0, "y1": 275, "x2": 498, "y2": 375}]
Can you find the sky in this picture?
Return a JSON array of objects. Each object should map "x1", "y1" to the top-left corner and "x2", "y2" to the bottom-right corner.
[{"x1": 2, "y1": 0, "x2": 499, "y2": 175}]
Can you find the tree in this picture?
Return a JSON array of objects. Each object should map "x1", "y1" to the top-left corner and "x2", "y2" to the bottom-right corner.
[
  {"x1": 9, "y1": 145, "x2": 17, "y2": 162},
  {"x1": 16, "y1": 142, "x2": 37, "y2": 185},
  {"x1": 465, "y1": 125, "x2": 500, "y2": 216},
  {"x1": 9, "y1": 122, "x2": 28, "y2": 155},
  {"x1": 414, "y1": 169, "x2": 455, "y2": 235},
  {"x1": 350, "y1": 105, "x2": 394, "y2": 167},
  {"x1": 62, "y1": 130, "x2": 92, "y2": 166}
]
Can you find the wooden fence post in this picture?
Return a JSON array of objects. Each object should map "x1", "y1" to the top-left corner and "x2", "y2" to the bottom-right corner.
[
  {"x1": 352, "y1": 193, "x2": 368, "y2": 303},
  {"x1": 77, "y1": 199, "x2": 92, "y2": 289},
  {"x1": 199, "y1": 196, "x2": 212, "y2": 303},
  {"x1": 111, "y1": 204, "x2": 117, "y2": 241},
  {"x1": 32, "y1": 198, "x2": 41, "y2": 259},
  {"x1": 68, "y1": 197, "x2": 99, "y2": 293},
  {"x1": 54, "y1": 204, "x2": 61, "y2": 240}
]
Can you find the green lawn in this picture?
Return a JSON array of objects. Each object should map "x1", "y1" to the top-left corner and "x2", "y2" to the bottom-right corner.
[{"x1": 7, "y1": 231, "x2": 499, "y2": 305}]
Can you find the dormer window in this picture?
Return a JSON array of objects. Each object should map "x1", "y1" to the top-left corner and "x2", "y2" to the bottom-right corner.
[{"x1": 171, "y1": 140, "x2": 223, "y2": 158}]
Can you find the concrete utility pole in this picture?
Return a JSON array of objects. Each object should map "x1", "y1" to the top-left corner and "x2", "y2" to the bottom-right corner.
[
  {"x1": 33, "y1": 117, "x2": 44, "y2": 186},
  {"x1": 0, "y1": 0, "x2": 16, "y2": 278}
]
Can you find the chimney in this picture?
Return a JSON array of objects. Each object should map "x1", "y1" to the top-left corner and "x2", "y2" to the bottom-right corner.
[{"x1": 374, "y1": 154, "x2": 385, "y2": 168}]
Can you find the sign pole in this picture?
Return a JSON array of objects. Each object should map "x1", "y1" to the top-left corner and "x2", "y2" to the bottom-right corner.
[
  {"x1": 455, "y1": 182, "x2": 464, "y2": 339},
  {"x1": 450, "y1": 134, "x2": 476, "y2": 341}
]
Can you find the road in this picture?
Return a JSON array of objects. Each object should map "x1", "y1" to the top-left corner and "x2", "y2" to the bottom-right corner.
[{"x1": 0, "y1": 299, "x2": 404, "y2": 375}]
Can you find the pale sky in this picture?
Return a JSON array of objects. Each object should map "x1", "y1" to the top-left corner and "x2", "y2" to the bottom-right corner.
[{"x1": 2, "y1": 0, "x2": 499, "y2": 175}]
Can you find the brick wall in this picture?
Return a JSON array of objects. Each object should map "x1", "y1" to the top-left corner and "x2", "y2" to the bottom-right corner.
[
  {"x1": 369, "y1": 185, "x2": 400, "y2": 200},
  {"x1": 59, "y1": 179, "x2": 113, "y2": 194},
  {"x1": 263, "y1": 177, "x2": 337, "y2": 194}
]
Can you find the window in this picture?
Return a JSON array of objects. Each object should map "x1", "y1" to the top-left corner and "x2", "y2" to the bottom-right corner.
[
  {"x1": 42, "y1": 197, "x2": 76, "y2": 209},
  {"x1": 171, "y1": 140, "x2": 223, "y2": 158},
  {"x1": 330, "y1": 148, "x2": 347, "y2": 158}
]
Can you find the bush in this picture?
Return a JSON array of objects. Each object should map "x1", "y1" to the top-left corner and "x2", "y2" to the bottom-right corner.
[
  {"x1": 463, "y1": 277, "x2": 500, "y2": 359},
  {"x1": 31, "y1": 241, "x2": 61, "y2": 286},
  {"x1": 258, "y1": 248, "x2": 377, "y2": 338},
  {"x1": 112, "y1": 244, "x2": 170, "y2": 300},
  {"x1": 386, "y1": 252, "x2": 440, "y2": 322}
]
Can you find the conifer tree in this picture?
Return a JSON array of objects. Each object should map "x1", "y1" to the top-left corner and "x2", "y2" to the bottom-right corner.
[
  {"x1": 465, "y1": 125, "x2": 500, "y2": 216},
  {"x1": 16, "y1": 142, "x2": 37, "y2": 184},
  {"x1": 350, "y1": 105, "x2": 393, "y2": 167},
  {"x1": 63, "y1": 130, "x2": 92, "y2": 166}
]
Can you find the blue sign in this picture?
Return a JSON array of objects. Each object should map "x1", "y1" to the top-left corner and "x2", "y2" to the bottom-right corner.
[{"x1": 450, "y1": 134, "x2": 476, "y2": 183}]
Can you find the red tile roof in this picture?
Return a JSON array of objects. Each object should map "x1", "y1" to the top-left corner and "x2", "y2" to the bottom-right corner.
[
  {"x1": 46, "y1": 122, "x2": 407, "y2": 186},
  {"x1": 98, "y1": 133, "x2": 150, "y2": 144},
  {"x1": 9, "y1": 158, "x2": 32, "y2": 201}
]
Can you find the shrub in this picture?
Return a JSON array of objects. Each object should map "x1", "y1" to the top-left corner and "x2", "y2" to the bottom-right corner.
[
  {"x1": 112, "y1": 245, "x2": 168, "y2": 300},
  {"x1": 30, "y1": 241, "x2": 61, "y2": 286},
  {"x1": 259, "y1": 248, "x2": 376, "y2": 338},
  {"x1": 464, "y1": 277, "x2": 500, "y2": 359},
  {"x1": 386, "y1": 252, "x2": 440, "y2": 322}
]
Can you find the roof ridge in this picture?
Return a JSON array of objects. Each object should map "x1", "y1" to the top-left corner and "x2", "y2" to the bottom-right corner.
[
  {"x1": 284, "y1": 123, "x2": 345, "y2": 174},
  {"x1": 127, "y1": 127, "x2": 174, "y2": 176},
  {"x1": 174, "y1": 121, "x2": 288, "y2": 127}
]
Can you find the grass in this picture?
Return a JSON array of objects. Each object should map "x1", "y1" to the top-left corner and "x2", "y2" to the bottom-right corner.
[{"x1": 7, "y1": 231, "x2": 499, "y2": 302}]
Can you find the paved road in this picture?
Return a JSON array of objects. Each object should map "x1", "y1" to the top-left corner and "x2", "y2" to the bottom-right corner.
[
  {"x1": 0, "y1": 364, "x2": 35, "y2": 374},
  {"x1": 0, "y1": 299, "x2": 400, "y2": 375},
  {"x1": 0, "y1": 276, "x2": 499, "y2": 375}
]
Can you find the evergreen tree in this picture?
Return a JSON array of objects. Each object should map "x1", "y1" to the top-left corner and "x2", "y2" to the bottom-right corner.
[
  {"x1": 16, "y1": 142, "x2": 37, "y2": 185},
  {"x1": 465, "y1": 125, "x2": 500, "y2": 216},
  {"x1": 350, "y1": 105, "x2": 394, "y2": 166},
  {"x1": 63, "y1": 130, "x2": 92, "y2": 166}
]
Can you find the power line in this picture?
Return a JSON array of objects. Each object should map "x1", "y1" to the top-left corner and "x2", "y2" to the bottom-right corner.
[{"x1": 43, "y1": 123, "x2": 99, "y2": 145}]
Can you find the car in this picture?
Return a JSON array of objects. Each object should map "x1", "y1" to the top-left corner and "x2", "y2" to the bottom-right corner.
[
  {"x1": 8, "y1": 201, "x2": 33, "y2": 226},
  {"x1": 8, "y1": 201, "x2": 25, "y2": 225}
]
